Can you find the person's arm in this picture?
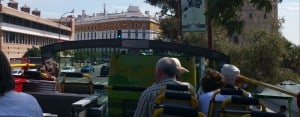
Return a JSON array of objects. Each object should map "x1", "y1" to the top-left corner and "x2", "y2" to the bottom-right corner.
[{"x1": 134, "y1": 92, "x2": 153, "y2": 117}]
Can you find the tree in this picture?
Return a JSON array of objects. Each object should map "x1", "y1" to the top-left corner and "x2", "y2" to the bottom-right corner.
[
  {"x1": 159, "y1": 17, "x2": 179, "y2": 41},
  {"x1": 23, "y1": 46, "x2": 41, "y2": 57},
  {"x1": 215, "y1": 30, "x2": 300, "y2": 85},
  {"x1": 282, "y1": 41, "x2": 300, "y2": 75},
  {"x1": 146, "y1": 0, "x2": 282, "y2": 37}
]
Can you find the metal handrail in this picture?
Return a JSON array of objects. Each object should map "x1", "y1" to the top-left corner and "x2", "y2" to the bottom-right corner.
[{"x1": 238, "y1": 75, "x2": 300, "y2": 117}]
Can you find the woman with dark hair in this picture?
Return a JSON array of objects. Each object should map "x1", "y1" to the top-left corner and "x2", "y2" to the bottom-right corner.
[
  {"x1": 0, "y1": 50, "x2": 43, "y2": 117},
  {"x1": 198, "y1": 68, "x2": 228, "y2": 115}
]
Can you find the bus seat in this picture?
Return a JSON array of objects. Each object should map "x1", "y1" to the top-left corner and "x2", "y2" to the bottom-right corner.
[
  {"x1": 153, "y1": 105, "x2": 206, "y2": 117},
  {"x1": 60, "y1": 72, "x2": 94, "y2": 94},
  {"x1": 23, "y1": 71, "x2": 46, "y2": 80},
  {"x1": 218, "y1": 96, "x2": 266, "y2": 117},
  {"x1": 23, "y1": 80, "x2": 56, "y2": 93},
  {"x1": 159, "y1": 84, "x2": 196, "y2": 97},
  {"x1": 155, "y1": 91, "x2": 199, "y2": 109},
  {"x1": 23, "y1": 71, "x2": 57, "y2": 93},
  {"x1": 241, "y1": 111, "x2": 286, "y2": 117},
  {"x1": 208, "y1": 88, "x2": 249, "y2": 117},
  {"x1": 28, "y1": 92, "x2": 99, "y2": 117}
]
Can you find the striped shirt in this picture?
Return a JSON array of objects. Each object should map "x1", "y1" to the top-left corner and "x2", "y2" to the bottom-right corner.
[{"x1": 133, "y1": 78, "x2": 194, "y2": 117}]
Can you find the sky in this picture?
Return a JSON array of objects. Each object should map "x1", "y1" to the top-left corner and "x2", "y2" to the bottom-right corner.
[{"x1": 2, "y1": 0, "x2": 299, "y2": 45}]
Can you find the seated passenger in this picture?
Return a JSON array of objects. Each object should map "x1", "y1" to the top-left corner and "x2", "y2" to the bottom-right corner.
[
  {"x1": 0, "y1": 50, "x2": 43, "y2": 117},
  {"x1": 221, "y1": 64, "x2": 252, "y2": 97},
  {"x1": 37, "y1": 64, "x2": 56, "y2": 81},
  {"x1": 198, "y1": 69, "x2": 227, "y2": 115},
  {"x1": 171, "y1": 57, "x2": 195, "y2": 91},
  {"x1": 221, "y1": 64, "x2": 240, "y2": 89},
  {"x1": 37, "y1": 58, "x2": 61, "y2": 92},
  {"x1": 134, "y1": 57, "x2": 194, "y2": 117}
]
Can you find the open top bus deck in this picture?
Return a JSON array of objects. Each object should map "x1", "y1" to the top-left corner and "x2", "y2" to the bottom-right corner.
[{"x1": 11, "y1": 39, "x2": 300, "y2": 117}]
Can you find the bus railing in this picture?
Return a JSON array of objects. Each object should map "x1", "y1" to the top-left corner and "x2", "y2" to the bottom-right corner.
[{"x1": 237, "y1": 75, "x2": 300, "y2": 117}]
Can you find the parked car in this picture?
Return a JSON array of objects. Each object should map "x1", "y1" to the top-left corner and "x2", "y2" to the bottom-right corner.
[
  {"x1": 81, "y1": 65, "x2": 95, "y2": 73},
  {"x1": 60, "y1": 66, "x2": 76, "y2": 76},
  {"x1": 100, "y1": 65, "x2": 109, "y2": 77},
  {"x1": 11, "y1": 69, "x2": 24, "y2": 76}
]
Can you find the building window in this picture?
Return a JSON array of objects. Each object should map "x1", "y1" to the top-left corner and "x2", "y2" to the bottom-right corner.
[
  {"x1": 114, "y1": 30, "x2": 116, "y2": 38},
  {"x1": 106, "y1": 31, "x2": 108, "y2": 38},
  {"x1": 142, "y1": 23, "x2": 146, "y2": 29},
  {"x1": 264, "y1": 14, "x2": 267, "y2": 19},
  {"x1": 127, "y1": 23, "x2": 131, "y2": 29},
  {"x1": 143, "y1": 30, "x2": 146, "y2": 39},
  {"x1": 249, "y1": 13, "x2": 252, "y2": 19},
  {"x1": 110, "y1": 31, "x2": 112, "y2": 38},
  {"x1": 128, "y1": 30, "x2": 131, "y2": 39},
  {"x1": 135, "y1": 30, "x2": 138, "y2": 39},
  {"x1": 9, "y1": 32, "x2": 15, "y2": 43}
]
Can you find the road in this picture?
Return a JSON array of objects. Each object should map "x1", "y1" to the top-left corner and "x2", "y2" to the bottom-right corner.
[
  {"x1": 58, "y1": 63, "x2": 109, "y2": 104},
  {"x1": 58, "y1": 63, "x2": 109, "y2": 85}
]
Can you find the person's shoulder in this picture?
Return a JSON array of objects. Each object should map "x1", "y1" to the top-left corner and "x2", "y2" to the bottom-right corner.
[
  {"x1": 14, "y1": 92, "x2": 37, "y2": 100},
  {"x1": 142, "y1": 85, "x2": 160, "y2": 95}
]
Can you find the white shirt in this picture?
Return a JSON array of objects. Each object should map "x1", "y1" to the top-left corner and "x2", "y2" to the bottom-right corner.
[
  {"x1": 198, "y1": 90, "x2": 231, "y2": 115},
  {"x1": 0, "y1": 91, "x2": 43, "y2": 117}
]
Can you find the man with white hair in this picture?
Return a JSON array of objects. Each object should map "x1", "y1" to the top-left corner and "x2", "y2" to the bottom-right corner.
[
  {"x1": 134, "y1": 57, "x2": 194, "y2": 117},
  {"x1": 221, "y1": 64, "x2": 240, "y2": 89}
]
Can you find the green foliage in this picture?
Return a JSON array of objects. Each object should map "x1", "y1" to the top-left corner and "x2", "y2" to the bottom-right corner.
[
  {"x1": 147, "y1": 0, "x2": 280, "y2": 37},
  {"x1": 282, "y1": 42, "x2": 300, "y2": 74},
  {"x1": 62, "y1": 50, "x2": 72, "y2": 57},
  {"x1": 74, "y1": 51, "x2": 88, "y2": 61},
  {"x1": 23, "y1": 46, "x2": 41, "y2": 57},
  {"x1": 215, "y1": 30, "x2": 300, "y2": 84},
  {"x1": 159, "y1": 17, "x2": 179, "y2": 40},
  {"x1": 182, "y1": 32, "x2": 208, "y2": 47}
]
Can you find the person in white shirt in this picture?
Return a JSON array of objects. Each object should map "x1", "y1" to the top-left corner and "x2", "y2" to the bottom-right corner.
[
  {"x1": 0, "y1": 50, "x2": 43, "y2": 117},
  {"x1": 198, "y1": 69, "x2": 227, "y2": 115}
]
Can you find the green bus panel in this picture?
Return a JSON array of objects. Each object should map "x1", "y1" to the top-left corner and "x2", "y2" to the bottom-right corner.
[{"x1": 108, "y1": 55, "x2": 196, "y2": 117}]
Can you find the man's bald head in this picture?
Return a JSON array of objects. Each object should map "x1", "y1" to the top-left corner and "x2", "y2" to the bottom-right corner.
[{"x1": 156, "y1": 57, "x2": 177, "y2": 78}]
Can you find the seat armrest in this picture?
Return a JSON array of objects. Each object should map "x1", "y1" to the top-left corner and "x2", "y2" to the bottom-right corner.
[{"x1": 71, "y1": 95, "x2": 99, "y2": 116}]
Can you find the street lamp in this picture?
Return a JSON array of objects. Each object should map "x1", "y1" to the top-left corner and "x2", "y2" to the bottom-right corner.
[
  {"x1": 58, "y1": 9, "x2": 74, "y2": 42},
  {"x1": 58, "y1": 9, "x2": 74, "y2": 67}
]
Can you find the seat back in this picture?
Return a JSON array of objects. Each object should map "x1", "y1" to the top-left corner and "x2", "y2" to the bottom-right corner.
[
  {"x1": 159, "y1": 84, "x2": 196, "y2": 97},
  {"x1": 23, "y1": 80, "x2": 57, "y2": 93},
  {"x1": 22, "y1": 71, "x2": 57, "y2": 93},
  {"x1": 218, "y1": 96, "x2": 266, "y2": 117},
  {"x1": 23, "y1": 71, "x2": 46, "y2": 80},
  {"x1": 207, "y1": 88, "x2": 249, "y2": 117},
  {"x1": 153, "y1": 105, "x2": 206, "y2": 117},
  {"x1": 60, "y1": 72, "x2": 94, "y2": 94},
  {"x1": 29, "y1": 92, "x2": 98, "y2": 117},
  {"x1": 241, "y1": 111, "x2": 286, "y2": 117},
  {"x1": 155, "y1": 91, "x2": 199, "y2": 109}
]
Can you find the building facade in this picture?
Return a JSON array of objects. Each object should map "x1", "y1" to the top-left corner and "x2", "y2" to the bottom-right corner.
[
  {"x1": 230, "y1": 1, "x2": 278, "y2": 43},
  {"x1": 74, "y1": 5, "x2": 160, "y2": 54},
  {"x1": 75, "y1": 6, "x2": 160, "y2": 41},
  {"x1": 0, "y1": 1, "x2": 74, "y2": 61}
]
